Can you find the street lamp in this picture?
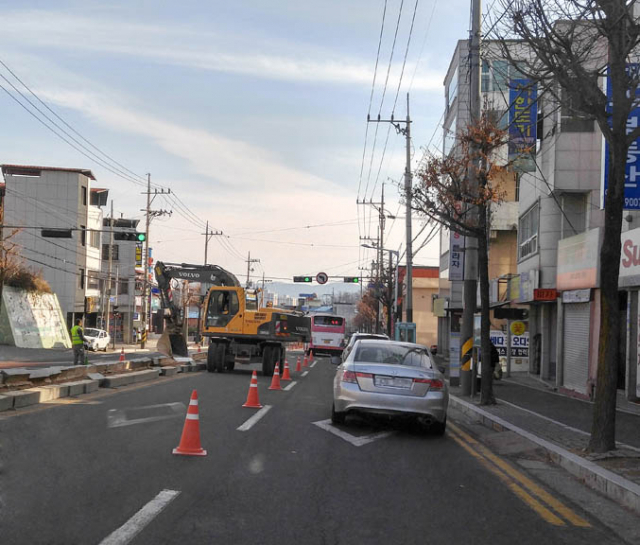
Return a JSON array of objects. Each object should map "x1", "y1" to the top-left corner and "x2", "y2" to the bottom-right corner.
[{"x1": 361, "y1": 244, "x2": 400, "y2": 338}]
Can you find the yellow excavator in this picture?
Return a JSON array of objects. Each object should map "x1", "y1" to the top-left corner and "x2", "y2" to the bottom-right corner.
[{"x1": 154, "y1": 262, "x2": 311, "y2": 375}]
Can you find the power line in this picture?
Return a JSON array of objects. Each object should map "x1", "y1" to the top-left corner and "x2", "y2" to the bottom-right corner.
[{"x1": 0, "y1": 58, "x2": 148, "y2": 185}]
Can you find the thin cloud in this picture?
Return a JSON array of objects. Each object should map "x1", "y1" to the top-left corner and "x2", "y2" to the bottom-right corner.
[{"x1": 0, "y1": 10, "x2": 443, "y2": 91}]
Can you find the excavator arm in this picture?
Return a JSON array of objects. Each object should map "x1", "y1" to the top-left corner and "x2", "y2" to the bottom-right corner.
[{"x1": 153, "y1": 261, "x2": 241, "y2": 357}]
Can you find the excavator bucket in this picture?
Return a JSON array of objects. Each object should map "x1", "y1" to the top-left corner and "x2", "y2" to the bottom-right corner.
[{"x1": 157, "y1": 331, "x2": 190, "y2": 358}]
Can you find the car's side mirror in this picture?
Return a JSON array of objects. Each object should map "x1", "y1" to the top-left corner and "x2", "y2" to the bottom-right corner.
[{"x1": 438, "y1": 365, "x2": 446, "y2": 375}]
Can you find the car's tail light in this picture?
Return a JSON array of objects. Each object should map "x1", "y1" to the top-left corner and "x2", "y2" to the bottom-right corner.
[
  {"x1": 342, "y1": 371, "x2": 372, "y2": 384},
  {"x1": 413, "y1": 378, "x2": 444, "y2": 390},
  {"x1": 342, "y1": 370, "x2": 358, "y2": 383}
]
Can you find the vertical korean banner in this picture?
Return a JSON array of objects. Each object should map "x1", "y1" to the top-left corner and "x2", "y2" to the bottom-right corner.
[
  {"x1": 449, "y1": 231, "x2": 465, "y2": 280},
  {"x1": 509, "y1": 79, "x2": 537, "y2": 173},
  {"x1": 602, "y1": 64, "x2": 640, "y2": 209}
]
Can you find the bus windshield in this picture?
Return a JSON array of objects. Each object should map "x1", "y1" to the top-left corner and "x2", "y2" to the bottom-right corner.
[{"x1": 313, "y1": 316, "x2": 344, "y2": 327}]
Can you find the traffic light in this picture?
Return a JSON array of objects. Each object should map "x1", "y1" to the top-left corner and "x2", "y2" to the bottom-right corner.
[
  {"x1": 293, "y1": 276, "x2": 313, "y2": 283},
  {"x1": 343, "y1": 277, "x2": 360, "y2": 283},
  {"x1": 41, "y1": 229, "x2": 73, "y2": 238},
  {"x1": 114, "y1": 232, "x2": 146, "y2": 242}
]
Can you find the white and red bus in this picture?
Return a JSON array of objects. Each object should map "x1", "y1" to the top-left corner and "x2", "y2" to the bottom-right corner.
[{"x1": 307, "y1": 313, "x2": 346, "y2": 358}]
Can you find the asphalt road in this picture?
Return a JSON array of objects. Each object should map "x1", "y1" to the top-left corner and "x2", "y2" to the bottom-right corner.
[{"x1": 0, "y1": 355, "x2": 632, "y2": 545}]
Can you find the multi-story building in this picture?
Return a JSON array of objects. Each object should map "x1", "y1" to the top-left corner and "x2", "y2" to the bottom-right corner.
[
  {"x1": 437, "y1": 42, "x2": 524, "y2": 376},
  {"x1": 398, "y1": 265, "x2": 440, "y2": 347},
  {"x1": 439, "y1": 37, "x2": 640, "y2": 402},
  {"x1": 1, "y1": 164, "x2": 107, "y2": 328}
]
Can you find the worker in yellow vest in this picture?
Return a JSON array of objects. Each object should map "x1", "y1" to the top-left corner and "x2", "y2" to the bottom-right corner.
[{"x1": 70, "y1": 318, "x2": 87, "y2": 365}]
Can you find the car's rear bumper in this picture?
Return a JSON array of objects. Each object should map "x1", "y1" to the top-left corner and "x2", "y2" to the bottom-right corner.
[{"x1": 334, "y1": 383, "x2": 448, "y2": 423}]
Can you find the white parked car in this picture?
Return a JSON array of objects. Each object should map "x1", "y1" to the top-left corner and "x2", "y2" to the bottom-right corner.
[{"x1": 83, "y1": 328, "x2": 110, "y2": 351}]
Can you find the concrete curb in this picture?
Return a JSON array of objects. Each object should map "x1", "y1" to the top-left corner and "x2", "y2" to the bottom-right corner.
[
  {"x1": 450, "y1": 394, "x2": 640, "y2": 515},
  {"x1": 102, "y1": 369, "x2": 160, "y2": 388}
]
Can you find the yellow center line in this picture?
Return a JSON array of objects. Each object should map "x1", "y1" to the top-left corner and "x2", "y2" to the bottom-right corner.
[
  {"x1": 449, "y1": 423, "x2": 591, "y2": 528},
  {"x1": 448, "y1": 428, "x2": 566, "y2": 526}
]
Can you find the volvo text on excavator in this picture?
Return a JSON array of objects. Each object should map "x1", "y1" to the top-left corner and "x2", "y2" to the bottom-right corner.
[{"x1": 154, "y1": 262, "x2": 311, "y2": 376}]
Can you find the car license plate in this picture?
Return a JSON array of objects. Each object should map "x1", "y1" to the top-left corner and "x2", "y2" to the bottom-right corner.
[
  {"x1": 323, "y1": 339, "x2": 333, "y2": 344},
  {"x1": 374, "y1": 376, "x2": 411, "y2": 389}
]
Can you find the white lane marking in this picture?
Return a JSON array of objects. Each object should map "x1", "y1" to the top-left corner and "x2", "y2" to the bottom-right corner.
[
  {"x1": 237, "y1": 405, "x2": 273, "y2": 431},
  {"x1": 311, "y1": 361, "x2": 317, "y2": 368},
  {"x1": 301, "y1": 371, "x2": 309, "y2": 377},
  {"x1": 284, "y1": 381, "x2": 297, "y2": 391},
  {"x1": 99, "y1": 489, "x2": 180, "y2": 545},
  {"x1": 107, "y1": 403, "x2": 185, "y2": 428},
  {"x1": 498, "y1": 398, "x2": 640, "y2": 454},
  {"x1": 312, "y1": 419, "x2": 393, "y2": 447}
]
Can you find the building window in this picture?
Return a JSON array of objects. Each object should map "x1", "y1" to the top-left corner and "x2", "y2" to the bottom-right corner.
[
  {"x1": 79, "y1": 269, "x2": 85, "y2": 290},
  {"x1": 561, "y1": 193, "x2": 587, "y2": 238},
  {"x1": 119, "y1": 280, "x2": 129, "y2": 295},
  {"x1": 80, "y1": 225, "x2": 86, "y2": 247},
  {"x1": 487, "y1": 109, "x2": 509, "y2": 130},
  {"x1": 443, "y1": 116, "x2": 457, "y2": 156},
  {"x1": 518, "y1": 203, "x2": 539, "y2": 260},
  {"x1": 90, "y1": 230, "x2": 100, "y2": 248},
  {"x1": 447, "y1": 67, "x2": 458, "y2": 111},
  {"x1": 481, "y1": 59, "x2": 525, "y2": 93},
  {"x1": 101, "y1": 244, "x2": 119, "y2": 261},
  {"x1": 87, "y1": 274, "x2": 100, "y2": 290},
  {"x1": 82, "y1": 186, "x2": 87, "y2": 206},
  {"x1": 561, "y1": 89, "x2": 594, "y2": 132}
]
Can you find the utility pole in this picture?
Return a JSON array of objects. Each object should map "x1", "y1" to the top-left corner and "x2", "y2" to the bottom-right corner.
[
  {"x1": 113, "y1": 265, "x2": 119, "y2": 349},
  {"x1": 140, "y1": 176, "x2": 172, "y2": 348},
  {"x1": 358, "y1": 183, "x2": 387, "y2": 334},
  {"x1": 245, "y1": 252, "x2": 260, "y2": 288},
  {"x1": 367, "y1": 97, "x2": 413, "y2": 324},
  {"x1": 202, "y1": 221, "x2": 223, "y2": 265},
  {"x1": 404, "y1": 94, "x2": 414, "y2": 324},
  {"x1": 460, "y1": 0, "x2": 482, "y2": 394},
  {"x1": 141, "y1": 174, "x2": 151, "y2": 348},
  {"x1": 105, "y1": 200, "x2": 114, "y2": 342}
]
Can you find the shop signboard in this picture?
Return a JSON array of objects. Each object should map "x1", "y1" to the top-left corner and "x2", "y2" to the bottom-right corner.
[
  {"x1": 557, "y1": 228, "x2": 601, "y2": 290},
  {"x1": 619, "y1": 226, "x2": 640, "y2": 287}
]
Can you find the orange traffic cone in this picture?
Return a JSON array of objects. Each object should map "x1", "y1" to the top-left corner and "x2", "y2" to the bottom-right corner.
[
  {"x1": 303, "y1": 353, "x2": 309, "y2": 367},
  {"x1": 282, "y1": 360, "x2": 292, "y2": 381},
  {"x1": 119, "y1": 348, "x2": 125, "y2": 363},
  {"x1": 243, "y1": 370, "x2": 263, "y2": 408},
  {"x1": 310, "y1": 350, "x2": 314, "y2": 361},
  {"x1": 269, "y1": 363, "x2": 282, "y2": 390},
  {"x1": 295, "y1": 356, "x2": 302, "y2": 373},
  {"x1": 173, "y1": 390, "x2": 207, "y2": 456}
]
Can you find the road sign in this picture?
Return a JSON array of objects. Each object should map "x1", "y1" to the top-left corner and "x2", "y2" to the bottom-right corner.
[{"x1": 316, "y1": 272, "x2": 328, "y2": 285}]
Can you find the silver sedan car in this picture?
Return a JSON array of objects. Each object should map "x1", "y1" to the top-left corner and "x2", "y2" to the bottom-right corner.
[{"x1": 332, "y1": 340, "x2": 448, "y2": 434}]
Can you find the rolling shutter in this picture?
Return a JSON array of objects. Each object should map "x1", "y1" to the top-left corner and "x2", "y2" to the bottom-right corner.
[{"x1": 562, "y1": 303, "x2": 590, "y2": 394}]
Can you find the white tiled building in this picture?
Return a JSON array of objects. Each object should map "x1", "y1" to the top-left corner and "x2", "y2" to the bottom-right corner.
[{"x1": 1, "y1": 164, "x2": 106, "y2": 328}]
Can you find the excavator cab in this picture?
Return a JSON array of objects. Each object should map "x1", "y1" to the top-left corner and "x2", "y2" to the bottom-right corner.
[{"x1": 206, "y1": 290, "x2": 240, "y2": 327}]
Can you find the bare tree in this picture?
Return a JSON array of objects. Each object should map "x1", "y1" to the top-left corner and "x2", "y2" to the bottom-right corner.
[
  {"x1": 353, "y1": 289, "x2": 379, "y2": 333},
  {"x1": 490, "y1": 0, "x2": 640, "y2": 452},
  {"x1": 412, "y1": 113, "x2": 511, "y2": 404}
]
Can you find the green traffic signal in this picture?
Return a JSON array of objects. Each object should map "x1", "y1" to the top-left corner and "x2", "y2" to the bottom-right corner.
[
  {"x1": 137, "y1": 232, "x2": 146, "y2": 242},
  {"x1": 293, "y1": 276, "x2": 313, "y2": 282},
  {"x1": 343, "y1": 276, "x2": 360, "y2": 283}
]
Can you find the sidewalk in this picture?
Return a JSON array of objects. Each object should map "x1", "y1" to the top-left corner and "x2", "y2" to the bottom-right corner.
[{"x1": 446, "y1": 373, "x2": 640, "y2": 515}]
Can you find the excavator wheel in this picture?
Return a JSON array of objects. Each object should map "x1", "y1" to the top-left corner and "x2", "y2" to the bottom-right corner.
[
  {"x1": 215, "y1": 343, "x2": 227, "y2": 373},
  {"x1": 207, "y1": 342, "x2": 216, "y2": 373},
  {"x1": 262, "y1": 345, "x2": 277, "y2": 376}
]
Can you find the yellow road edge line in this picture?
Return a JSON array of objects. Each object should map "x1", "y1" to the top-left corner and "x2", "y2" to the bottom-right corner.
[
  {"x1": 449, "y1": 430, "x2": 566, "y2": 527},
  {"x1": 449, "y1": 423, "x2": 591, "y2": 528}
]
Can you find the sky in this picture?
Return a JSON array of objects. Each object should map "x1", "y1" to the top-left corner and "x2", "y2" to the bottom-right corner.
[{"x1": 0, "y1": 0, "x2": 471, "y2": 288}]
